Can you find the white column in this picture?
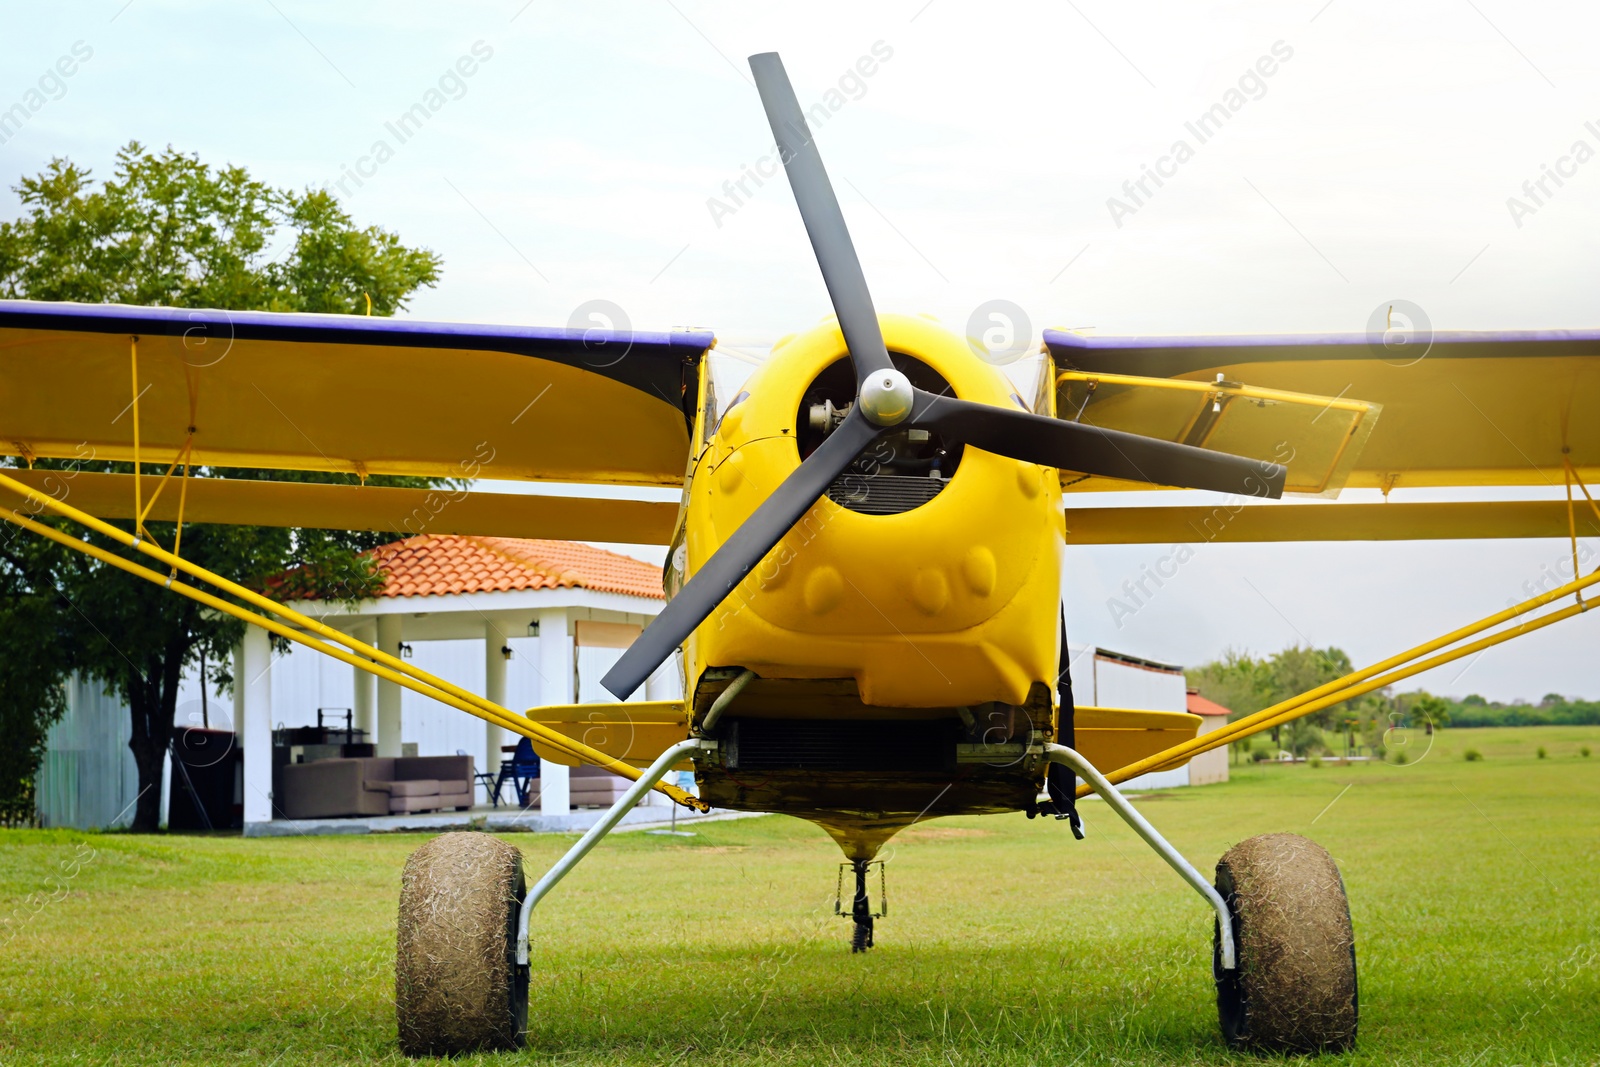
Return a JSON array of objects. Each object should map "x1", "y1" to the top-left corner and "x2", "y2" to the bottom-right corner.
[
  {"x1": 642, "y1": 654, "x2": 678, "y2": 806},
  {"x1": 240, "y1": 626, "x2": 274, "y2": 827},
  {"x1": 536, "y1": 607, "x2": 571, "y2": 816},
  {"x1": 352, "y1": 622, "x2": 376, "y2": 743},
  {"x1": 376, "y1": 614, "x2": 403, "y2": 758},
  {"x1": 484, "y1": 618, "x2": 509, "y2": 800}
]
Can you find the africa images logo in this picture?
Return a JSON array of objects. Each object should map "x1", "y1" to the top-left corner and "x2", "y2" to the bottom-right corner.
[{"x1": 1106, "y1": 40, "x2": 1294, "y2": 228}]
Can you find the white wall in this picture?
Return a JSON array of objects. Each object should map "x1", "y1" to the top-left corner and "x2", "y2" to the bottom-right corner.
[
  {"x1": 1092, "y1": 657, "x2": 1188, "y2": 714},
  {"x1": 212, "y1": 630, "x2": 672, "y2": 804},
  {"x1": 1086, "y1": 651, "x2": 1192, "y2": 791}
]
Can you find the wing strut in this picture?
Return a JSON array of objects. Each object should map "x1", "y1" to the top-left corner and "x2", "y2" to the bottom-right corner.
[
  {"x1": 0, "y1": 469, "x2": 709, "y2": 812},
  {"x1": 1085, "y1": 561, "x2": 1600, "y2": 795}
]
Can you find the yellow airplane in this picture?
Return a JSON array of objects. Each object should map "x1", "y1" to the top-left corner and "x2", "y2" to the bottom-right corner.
[{"x1": 1, "y1": 52, "x2": 1597, "y2": 1058}]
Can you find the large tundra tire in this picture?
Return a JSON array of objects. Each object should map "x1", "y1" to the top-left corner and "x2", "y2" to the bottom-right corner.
[
  {"x1": 1214, "y1": 832, "x2": 1358, "y2": 1053},
  {"x1": 396, "y1": 832, "x2": 528, "y2": 1056}
]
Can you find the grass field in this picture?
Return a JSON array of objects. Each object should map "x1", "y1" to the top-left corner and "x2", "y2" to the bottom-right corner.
[{"x1": 2, "y1": 725, "x2": 1597, "y2": 1066}]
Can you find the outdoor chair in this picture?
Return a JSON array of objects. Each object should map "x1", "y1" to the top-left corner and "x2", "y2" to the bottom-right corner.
[
  {"x1": 462, "y1": 749, "x2": 502, "y2": 806},
  {"x1": 491, "y1": 736, "x2": 542, "y2": 808}
]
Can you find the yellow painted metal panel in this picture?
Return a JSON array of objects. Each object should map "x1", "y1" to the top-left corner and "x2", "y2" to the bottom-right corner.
[
  {"x1": 1056, "y1": 348, "x2": 1600, "y2": 493},
  {"x1": 1073, "y1": 704, "x2": 1203, "y2": 773},
  {"x1": 1063, "y1": 499, "x2": 1597, "y2": 544},
  {"x1": 525, "y1": 700, "x2": 691, "y2": 768},
  {"x1": 0, "y1": 469, "x2": 678, "y2": 543},
  {"x1": 683, "y1": 315, "x2": 1064, "y2": 711},
  {"x1": 1057, "y1": 371, "x2": 1379, "y2": 496}
]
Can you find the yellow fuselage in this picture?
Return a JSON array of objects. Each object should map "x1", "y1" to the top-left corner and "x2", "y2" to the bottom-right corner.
[{"x1": 673, "y1": 315, "x2": 1065, "y2": 856}]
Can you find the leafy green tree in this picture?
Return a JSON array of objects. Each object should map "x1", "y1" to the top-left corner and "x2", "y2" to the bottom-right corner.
[
  {"x1": 1185, "y1": 648, "x2": 1271, "y2": 717},
  {"x1": 0, "y1": 535, "x2": 75, "y2": 825},
  {"x1": 0, "y1": 142, "x2": 443, "y2": 830},
  {"x1": 0, "y1": 141, "x2": 438, "y2": 312},
  {"x1": 1405, "y1": 692, "x2": 1451, "y2": 733},
  {"x1": 1188, "y1": 643, "x2": 1394, "y2": 757}
]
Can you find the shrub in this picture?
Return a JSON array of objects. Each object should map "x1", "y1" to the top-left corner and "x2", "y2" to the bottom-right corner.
[
  {"x1": 1392, "y1": 749, "x2": 1409, "y2": 765},
  {"x1": 1464, "y1": 748, "x2": 1483, "y2": 761},
  {"x1": 1308, "y1": 755, "x2": 1323, "y2": 768},
  {"x1": 1537, "y1": 746, "x2": 1549, "y2": 759},
  {"x1": 1583, "y1": 746, "x2": 1592, "y2": 758}
]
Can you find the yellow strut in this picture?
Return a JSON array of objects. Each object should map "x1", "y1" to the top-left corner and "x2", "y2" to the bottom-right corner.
[
  {"x1": 169, "y1": 440, "x2": 193, "y2": 579},
  {"x1": 0, "y1": 472, "x2": 707, "y2": 811},
  {"x1": 1142, "y1": 599, "x2": 1587, "y2": 777},
  {"x1": 1563, "y1": 456, "x2": 1600, "y2": 526},
  {"x1": 1564, "y1": 459, "x2": 1585, "y2": 609},
  {"x1": 129, "y1": 337, "x2": 144, "y2": 539},
  {"x1": 4, "y1": 506, "x2": 570, "y2": 751},
  {"x1": 136, "y1": 437, "x2": 193, "y2": 529},
  {"x1": 1085, "y1": 564, "x2": 1600, "y2": 795}
]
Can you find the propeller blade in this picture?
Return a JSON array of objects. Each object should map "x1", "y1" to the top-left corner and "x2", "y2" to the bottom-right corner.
[
  {"x1": 602, "y1": 410, "x2": 883, "y2": 699},
  {"x1": 749, "y1": 52, "x2": 892, "y2": 387},
  {"x1": 909, "y1": 392, "x2": 1287, "y2": 498}
]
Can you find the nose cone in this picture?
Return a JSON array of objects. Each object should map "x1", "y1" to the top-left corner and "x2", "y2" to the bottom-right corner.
[{"x1": 858, "y1": 367, "x2": 913, "y2": 425}]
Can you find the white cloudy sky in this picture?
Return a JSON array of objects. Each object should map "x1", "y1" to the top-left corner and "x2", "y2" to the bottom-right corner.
[{"x1": 4, "y1": 1, "x2": 1598, "y2": 700}]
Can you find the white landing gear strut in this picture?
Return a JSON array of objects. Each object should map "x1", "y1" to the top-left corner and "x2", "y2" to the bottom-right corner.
[
  {"x1": 1044, "y1": 743, "x2": 1235, "y2": 972},
  {"x1": 514, "y1": 738, "x2": 717, "y2": 966}
]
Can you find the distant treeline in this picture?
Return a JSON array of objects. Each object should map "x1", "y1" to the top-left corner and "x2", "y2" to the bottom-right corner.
[
  {"x1": 1185, "y1": 645, "x2": 1598, "y2": 755},
  {"x1": 1442, "y1": 694, "x2": 1600, "y2": 728}
]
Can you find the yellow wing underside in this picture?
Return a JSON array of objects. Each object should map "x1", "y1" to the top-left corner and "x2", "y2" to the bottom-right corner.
[
  {"x1": 0, "y1": 308, "x2": 697, "y2": 486},
  {"x1": 1055, "y1": 346, "x2": 1600, "y2": 493},
  {"x1": 0, "y1": 469, "x2": 678, "y2": 543},
  {"x1": 1049, "y1": 333, "x2": 1600, "y2": 543}
]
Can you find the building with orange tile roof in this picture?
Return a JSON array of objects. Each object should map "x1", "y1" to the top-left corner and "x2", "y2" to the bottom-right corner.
[
  {"x1": 1065, "y1": 643, "x2": 1230, "y2": 789},
  {"x1": 1184, "y1": 688, "x2": 1232, "y2": 785},
  {"x1": 241, "y1": 534, "x2": 676, "y2": 830}
]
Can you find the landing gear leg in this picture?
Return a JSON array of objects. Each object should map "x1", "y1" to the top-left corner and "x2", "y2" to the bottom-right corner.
[
  {"x1": 1043, "y1": 744, "x2": 1236, "y2": 971},
  {"x1": 515, "y1": 739, "x2": 716, "y2": 968},
  {"x1": 850, "y1": 859, "x2": 874, "y2": 952},
  {"x1": 835, "y1": 857, "x2": 885, "y2": 951}
]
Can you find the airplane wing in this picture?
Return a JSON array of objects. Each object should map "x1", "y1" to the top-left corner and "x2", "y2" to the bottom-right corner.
[
  {"x1": 0, "y1": 468, "x2": 678, "y2": 543},
  {"x1": 0, "y1": 300, "x2": 714, "y2": 488},
  {"x1": 1045, "y1": 327, "x2": 1600, "y2": 495}
]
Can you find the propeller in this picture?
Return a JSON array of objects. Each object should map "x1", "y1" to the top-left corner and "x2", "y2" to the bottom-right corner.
[{"x1": 600, "y1": 53, "x2": 1286, "y2": 700}]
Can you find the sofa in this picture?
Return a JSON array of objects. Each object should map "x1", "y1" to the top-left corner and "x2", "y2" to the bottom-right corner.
[
  {"x1": 279, "y1": 755, "x2": 474, "y2": 819},
  {"x1": 570, "y1": 764, "x2": 629, "y2": 808}
]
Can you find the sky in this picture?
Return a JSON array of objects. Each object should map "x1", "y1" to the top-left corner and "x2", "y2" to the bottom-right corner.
[{"x1": 3, "y1": 0, "x2": 1598, "y2": 701}]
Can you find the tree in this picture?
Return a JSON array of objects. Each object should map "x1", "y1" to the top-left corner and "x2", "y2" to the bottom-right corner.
[
  {"x1": 0, "y1": 142, "x2": 444, "y2": 830},
  {"x1": 1405, "y1": 693, "x2": 1451, "y2": 734},
  {"x1": 0, "y1": 533, "x2": 75, "y2": 825},
  {"x1": 1187, "y1": 643, "x2": 1395, "y2": 758}
]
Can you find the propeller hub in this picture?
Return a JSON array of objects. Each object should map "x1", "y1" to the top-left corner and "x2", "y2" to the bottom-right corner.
[{"x1": 858, "y1": 368, "x2": 913, "y2": 426}]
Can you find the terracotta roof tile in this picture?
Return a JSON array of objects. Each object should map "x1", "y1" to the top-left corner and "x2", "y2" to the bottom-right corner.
[
  {"x1": 331, "y1": 534, "x2": 663, "y2": 600},
  {"x1": 1185, "y1": 690, "x2": 1233, "y2": 717}
]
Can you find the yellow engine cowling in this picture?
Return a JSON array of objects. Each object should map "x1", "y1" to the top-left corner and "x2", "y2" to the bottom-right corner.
[{"x1": 681, "y1": 314, "x2": 1064, "y2": 712}]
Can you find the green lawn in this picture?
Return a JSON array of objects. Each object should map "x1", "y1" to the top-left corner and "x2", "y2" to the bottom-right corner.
[{"x1": 2, "y1": 725, "x2": 1597, "y2": 1065}]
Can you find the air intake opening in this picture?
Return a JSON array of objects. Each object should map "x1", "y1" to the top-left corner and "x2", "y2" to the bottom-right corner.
[{"x1": 797, "y1": 354, "x2": 963, "y2": 516}]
